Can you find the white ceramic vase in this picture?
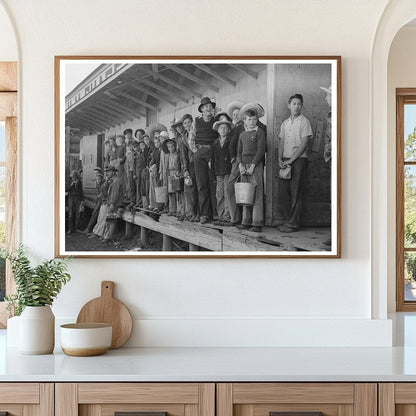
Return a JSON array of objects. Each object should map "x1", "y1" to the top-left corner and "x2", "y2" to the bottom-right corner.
[{"x1": 19, "y1": 305, "x2": 55, "y2": 354}]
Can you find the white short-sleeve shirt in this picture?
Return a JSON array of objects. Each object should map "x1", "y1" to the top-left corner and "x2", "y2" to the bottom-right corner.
[{"x1": 279, "y1": 114, "x2": 313, "y2": 159}]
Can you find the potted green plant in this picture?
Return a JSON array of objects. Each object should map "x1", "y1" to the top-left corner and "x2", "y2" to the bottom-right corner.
[{"x1": 4, "y1": 246, "x2": 71, "y2": 354}]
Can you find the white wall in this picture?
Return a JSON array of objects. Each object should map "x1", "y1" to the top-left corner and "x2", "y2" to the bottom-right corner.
[
  {"x1": 387, "y1": 26, "x2": 416, "y2": 312},
  {"x1": 0, "y1": 2, "x2": 16, "y2": 61},
  {"x1": 0, "y1": 0, "x2": 394, "y2": 347}
]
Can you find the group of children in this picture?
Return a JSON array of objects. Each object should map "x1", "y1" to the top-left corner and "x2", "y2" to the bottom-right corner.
[{"x1": 68, "y1": 93, "x2": 314, "y2": 243}]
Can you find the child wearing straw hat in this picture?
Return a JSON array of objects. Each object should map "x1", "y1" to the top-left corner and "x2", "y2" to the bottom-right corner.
[
  {"x1": 211, "y1": 118, "x2": 233, "y2": 225},
  {"x1": 227, "y1": 102, "x2": 267, "y2": 226},
  {"x1": 235, "y1": 108, "x2": 266, "y2": 233}
]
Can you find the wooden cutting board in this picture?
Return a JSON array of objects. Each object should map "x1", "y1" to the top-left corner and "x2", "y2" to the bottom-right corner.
[{"x1": 76, "y1": 281, "x2": 133, "y2": 349}]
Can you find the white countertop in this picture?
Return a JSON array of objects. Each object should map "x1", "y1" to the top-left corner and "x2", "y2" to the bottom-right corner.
[
  {"x1": 2, "y1": 345, "x2": 416, "y2": 382},
  {"x1": 2, "y1": 313, "x2": 416, "y2": 382}
]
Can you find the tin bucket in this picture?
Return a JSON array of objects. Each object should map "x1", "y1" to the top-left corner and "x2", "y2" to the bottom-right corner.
[
  {"x1": 235, "y1": 181, "x2": 255, "y2": 206},
  {"x1": 168, "y1": 176, "x2": 184, "y2": 193},
  {"x1": 155, "y1": 186, "x2": 168, "y2": 204}
]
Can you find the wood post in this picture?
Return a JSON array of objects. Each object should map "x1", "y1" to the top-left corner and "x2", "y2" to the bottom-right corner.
[
  {"x1": 141, "y1": 226, "x2": 149, "y2": 246},
  {"x1": 125, "y1": 221, "x2": 134, "y2": 239},
  {"x1": 162, "y1": 234, "x2": 172, "y2": 251},
  {"x1": 189, "y1": 243, "x2": 199, "y2": 251}
]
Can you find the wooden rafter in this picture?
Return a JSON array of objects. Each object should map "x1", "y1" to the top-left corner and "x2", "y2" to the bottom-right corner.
[
  {"x1": 127, "y1": 82, "x2": 176, "y2": 106},
  {"x1": 93, "y1": 102, "x2": 134, "y2": 122},
  {"x1": 164, "y1": 64, "x2": 219, "y2": 93},
  {"x1": 70, "y1": 113, "x2": 109, "y2": 130},
  {"x1": 151, "y1": 64, "x2": 159, "y2": 82},
  {"x1": 68, "y1": 112, "x2": 105, "y2": 129},
  {"x1": 103, "y1": 92, "x2": 146, "y2": 117},
  {"x1": 113, "y1": 90, "x2": 158, "y2": 111},
  {"x1": 86, "y1": 106, "x2": 124, "y2": 125},
  {"x1": 79, "y1": 109, "x2": 113, "y2": 126},
  {"x1": 100, "y1": 99, "x2": 142, "y2": 119},
  {"x1": 139, "y1": 68, "x2": 202, "y2": 99},
  {"x1": 138, "y1": 78, "x2": 188, "y2": 103},
  {"x1": 229, "y1": 64, "x2": 258, "y2": 79},
  {"x1": 66, "y1": 115, "x2": 99, "y2": 132},
  {"x1": 194, "y1": 64, "x2": 236, "y2": 87}
]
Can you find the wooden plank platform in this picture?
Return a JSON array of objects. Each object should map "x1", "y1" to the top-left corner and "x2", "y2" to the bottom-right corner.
[
  {"x1": 121, "y1": 211, "x2": 331, "y2": 252},
  {"x1": 122, "y1": 211, "x2": 223, "y2": 251}
]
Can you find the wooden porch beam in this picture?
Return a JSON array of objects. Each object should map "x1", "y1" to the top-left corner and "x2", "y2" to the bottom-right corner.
[
  {"x1": 113, "y1": 90, "x2": 158, "y2": 111},
  {"x1": 127, "y1": 82, "x2": 176, "y2": 106},
  {"x1": 103, "y1": 91, "x2": 146, "y2": 117},
  {"x1": 68, "y1": 112, "x2": 106, "y2": 129},
  {"x1": 164, "y1": 64, "x2": 219, "y2": 93},
  {"x1": 101, "y1": 96, "x2": 145, "y2": 118},
  {"x1": 229, "y1": 64, "x2": 258, "y2": 79},
  {"x1": 138, "y1": 78, "x2": 188, "y2": 103},
  {"x1": 69, "y1": 113, "x2": 108, "y2": 130},
  {"x1": 194, "y1": 64, "x2": 236, "y2": 87},
  {"x1": 76, "y1": 109, "x2": 114, "y2": 128},
  {"x1": 93, "y1": 102, "x2": 134, "y2": 122},
  {"x1": 138, "y1": 67, "x2": 202, "y2": 98}
]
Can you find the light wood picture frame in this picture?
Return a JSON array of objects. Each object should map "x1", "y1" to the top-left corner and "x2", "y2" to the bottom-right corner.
[{"x1": 55, "y1": 56, "x2": 341, "y2": 258}]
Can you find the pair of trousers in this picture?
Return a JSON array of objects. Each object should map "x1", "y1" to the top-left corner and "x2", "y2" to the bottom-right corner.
[
  {"x1": 194, "y1": 147, "x2": 212, "y2": 219},
  {"x1": 184, "y1": 163, "x2": 198, "y2": 218},
  {"x1": 277, "y1": 157, "x2": 307, "y2": 229},
  {"x1": 86, "y1": 201, "x2": 101, "y2": 233},
  {"x1": 67, "y1": 196, "x2": 82, "y2": 232},
  {"x1": 226, "y1": 160, "x2": 242, "y2": 224},
  {"x1": 127, "y1": 170, "x2": 136, "y2": 203},
  {"x1": 240, "y1": 163, "x2": 264, "y2": 227},
  {"x1": 216, "y1": 175, "x2": 230, "y2": 221}
]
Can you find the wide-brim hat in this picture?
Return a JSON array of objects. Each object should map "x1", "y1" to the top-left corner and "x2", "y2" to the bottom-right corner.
[
  {"x1": 104, "y1": 166, "x2": 117, "y2": 172},
  {"x1": 146, "y1": 123, "x2": 168, "y2": 139},
  {"x1": 198, "y1": 97, "x2": 216, "y2": 113},
  {"x1": 161, "y1": 138, "x2": 177, "y2": 154},
  {"x1": 214, "y1": 111, "x2": 233, "y2": 123},
  {"x1": 171, "y1": 117, "x2": 183, "y2": 128},
  {"x1": 213, "y1": 119, "x2": 233, "y2": 132},
  {"x1": 238, "y1": 102, "x2": 265, "y2": 120},
  {"x1": 320, "y1": 85, "x2": 332, "y2": 95},
  {"x1": 226, "y1": 100, "x2": 245, "y2": 118},
  {"x1": 181, "y1": 113, "x2": 193, "y2": 123},
  {"x1": 158, "y1": 131, "x2": 169, "y2": 141}
]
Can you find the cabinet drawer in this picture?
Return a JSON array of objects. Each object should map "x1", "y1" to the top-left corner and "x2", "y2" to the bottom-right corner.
[
  {"x1": 379, "y1": 383, "x2": 416, "y2": 415},
  {"x1": 0, "y1": 383, "x2": 53, "y2": 415},
  {"x1": 217, "y1": 383, "x2": 376, "y2": 416},
  {"x1": 56, "y1": 383, "x2": 215, "y2": 416}
]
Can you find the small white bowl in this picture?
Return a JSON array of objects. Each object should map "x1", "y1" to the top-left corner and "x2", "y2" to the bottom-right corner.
[{"x1": 60, "y1": 323, "x2": 112, "y2": 356}]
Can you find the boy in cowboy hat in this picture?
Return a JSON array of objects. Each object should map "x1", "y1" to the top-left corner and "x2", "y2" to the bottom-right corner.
[
  {"x1": 227, "y1": 102, "x2": 267, "y2": 226},
  {"x1": 236, "y1": 108, "x2": 266, "y2": 233},
  {"x1": 188, "y1": 96, "x2": 218, "y2": 224},
  {"x1": 211, "y1": 118, "x2": 233, "y2": 225},
  {"x1": 226, "y1": 100, "x2": 245, "y2": 126},
  {"x1": 277, "y1": 93, "x2": 313, "y2": 233}
]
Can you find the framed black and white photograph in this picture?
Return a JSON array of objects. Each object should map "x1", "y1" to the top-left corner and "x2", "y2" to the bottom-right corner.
[{"x1": 55, "y1": 56, "x2": 341, "y2": 258}]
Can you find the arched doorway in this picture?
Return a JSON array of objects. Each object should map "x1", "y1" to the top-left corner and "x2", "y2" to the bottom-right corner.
[
  {"x1": 0, "y1": 0, "x2": 18, "y2": 326},
  {"x1": 371, "y1": 1, "x2": 416, "y2": 318}
]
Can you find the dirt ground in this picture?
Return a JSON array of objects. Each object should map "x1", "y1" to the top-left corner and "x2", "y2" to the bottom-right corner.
[{"x1": 65, "y1": 222, "x2": 187, "y2": 252}]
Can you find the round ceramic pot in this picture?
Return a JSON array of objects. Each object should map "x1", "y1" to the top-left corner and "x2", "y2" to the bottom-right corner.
[{"x1": 19, "y1": 305, "x2": 55, "y2": 354}]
